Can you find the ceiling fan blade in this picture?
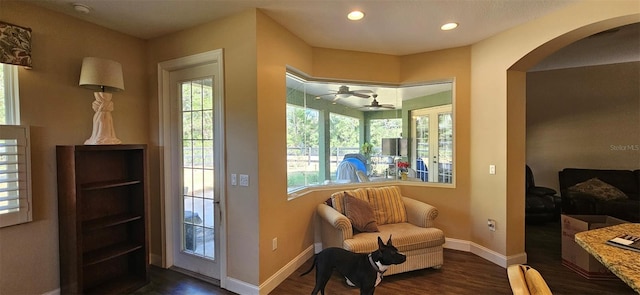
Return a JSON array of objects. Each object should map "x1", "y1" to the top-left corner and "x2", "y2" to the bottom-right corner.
[
  {"x1": 352, "y1": 92, "x2": 371, "y2": 98},
  {"x1": 352, "y1": 89, "x2": 373, "y2": 93},
  {"x1": 315, "y1": 93, "x2": 336, "y2": 99}
]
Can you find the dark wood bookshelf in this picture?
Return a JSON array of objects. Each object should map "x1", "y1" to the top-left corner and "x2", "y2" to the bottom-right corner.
[{"x1": 57, "y1": 145, "x2": 149, "y2": 294}]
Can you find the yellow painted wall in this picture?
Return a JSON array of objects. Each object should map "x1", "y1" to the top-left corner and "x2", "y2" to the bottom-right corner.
[
  {"x1": 147, "y1": 9, "x2": 261, "y2": 285},
  {"x1": 255, "y1": 10, "x2": 315, "y2": 282},
  {"x1": 399, "y1": 47, "x2": 472, "y2": 243},
  {"x1": 312, "y1": 48, "x2": 401, "y2": 83},
  {"x1": 0, "y1": 2, "x2": 147, "y2": 294}
]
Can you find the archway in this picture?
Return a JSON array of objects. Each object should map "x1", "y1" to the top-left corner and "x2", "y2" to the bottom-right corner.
[
  {"x1": 468, "y1": 1, "x2": 639, "y2": 267},
  {"x1": 506, "y1": 16, "x2": 640, "y2": 261}
]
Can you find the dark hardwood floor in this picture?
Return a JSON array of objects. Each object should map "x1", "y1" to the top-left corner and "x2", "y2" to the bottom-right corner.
[
  {"x1": 523, "y1": 221, "x2": 634, "y2": 295},
  {"x1": 135, "y1": 221, "x2": 636, "y2": 294}
]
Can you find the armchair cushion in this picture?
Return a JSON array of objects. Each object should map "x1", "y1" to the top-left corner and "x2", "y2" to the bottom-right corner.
[
  {"x1": 569, "y1": 177, "x2": 628, "y2": 201},
  {"x1": 366, "y1": 186, "x2": 407, "y2": 225},
  {"x1": 343, "y1": 193, "x2": 379, "y2": 233},
  {"x1": 343, "y1": 223, "x2": 444, "y2": 253}
]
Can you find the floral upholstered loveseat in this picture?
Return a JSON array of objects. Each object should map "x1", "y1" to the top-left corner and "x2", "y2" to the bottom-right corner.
[{"x1": 317, "y1": 186, "x2": 445, "y2": 275}]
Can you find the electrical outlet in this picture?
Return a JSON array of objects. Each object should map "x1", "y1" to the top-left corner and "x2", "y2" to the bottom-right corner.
[
  {"x1": 272, "y1": 237, "x2": 278, "y2": 251},
  {"x1": 488, "y1": 219, "x2": 496, "y2": 231},
  {"x1": 489, "y1": 165, "x2": 496, "y2": 175},
  {"x1": 231, "y1": 174, "x2": 237, "y2": 186},
  {"x1": 239, "y1": 174, "x2": 249, "y2": 187}
]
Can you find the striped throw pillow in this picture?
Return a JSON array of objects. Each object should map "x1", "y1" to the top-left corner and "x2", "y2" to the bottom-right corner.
[{"x1": 366, "y1": 186, "x2": 407, "y2": 225}]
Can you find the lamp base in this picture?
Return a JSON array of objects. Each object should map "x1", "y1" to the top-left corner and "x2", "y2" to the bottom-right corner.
[
  {"x1": 85, "y1": 92, "x2": 121, "y2": 145},
  {"x1": 85, "y1": 137, "x2": 122, "y2": 145}
]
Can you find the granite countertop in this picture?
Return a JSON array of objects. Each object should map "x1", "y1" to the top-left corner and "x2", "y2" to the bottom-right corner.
[{"x1": 574, "y1": 223, "x2": 640, "y2": 293}]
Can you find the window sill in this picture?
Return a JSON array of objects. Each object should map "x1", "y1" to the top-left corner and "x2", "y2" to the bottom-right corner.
[{"x1": 287, "y1": 179, "x2": 455, "y2": 201}]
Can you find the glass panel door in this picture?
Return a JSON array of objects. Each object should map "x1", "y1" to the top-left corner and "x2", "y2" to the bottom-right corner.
[
  {"x1": 181, "y1": 77, "x2": 215, "y2": 259},
  {"x1": 411, "y1": 105, "x2": 453, "y2": 183},
  {"x1": 169, "y1": 63, "x2": 220, "y2": 279}
]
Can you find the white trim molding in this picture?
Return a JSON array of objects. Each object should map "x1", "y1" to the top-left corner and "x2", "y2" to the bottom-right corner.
[
  {"x1": 259, "y1": 245, "x2": 314, "y2": 294},
  {"x1": 157, "y1": 49, "x2": 227, "y2": 286},
  {"x1": 468, "y1": 242, "x2": 527, "y2": 268},
  {"x1": 444, "y1": 237, "x2": 527, "y2": 268}
]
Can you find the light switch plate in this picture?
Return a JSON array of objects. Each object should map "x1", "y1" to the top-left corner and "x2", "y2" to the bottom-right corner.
[
  {"x1": 231, "y1": 174, "x2": 237, "y2": 186},
  {"x1": 239, "y1": 174, "x2": 249, "y2": 187}
]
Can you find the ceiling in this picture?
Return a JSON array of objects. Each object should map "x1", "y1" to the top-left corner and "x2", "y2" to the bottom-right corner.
[
  {"x1": 24, "y1": 0, "x2": 639, "y2": 62},
  {"x1": 29, "y1": 0, "x2": 584, "y2": 56},
  {"x1": 25, "y1": 0, "x2": 639, "y2": 108}
]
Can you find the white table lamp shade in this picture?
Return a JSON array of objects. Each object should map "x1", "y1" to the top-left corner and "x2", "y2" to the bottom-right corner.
[
  {"x1": 79, "y1": 57, "x2": 124, "y2": 144},
  {"x1": 79, "y1": 57, "x2": 124, "y2": 92}
]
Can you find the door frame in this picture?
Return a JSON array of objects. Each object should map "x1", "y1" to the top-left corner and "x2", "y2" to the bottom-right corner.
[
  {"x1": 157, "y1": 49, "x2": 227, "y2": 287},
  {"x1": 410, "y1": 104, "x2": 453, "y2": 183}
]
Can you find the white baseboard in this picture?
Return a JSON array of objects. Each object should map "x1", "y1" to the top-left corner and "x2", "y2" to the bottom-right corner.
[
  {"x1": 506, "y1": 252, "x2": 528, "y2": 266},
  {"x1": 444, "y1": 237, "x2": 526, "y2": 268},
  {"x1": 42, "y1": 289, "x2": 60, "y2": 295},
  {"x1": 468, "y1": 241, "x2": 527, "y2": 268},
  {"x1": 224, "y1": 245, "x2": 314, "y2": 295},
  {"x1": 225, "y1": 277, "x2": 259, "y2": 295},
  {"x1": 443, "y1": 237, "x2": 471, "y2": 252},
  {"x1": 259, "y1": 245, "x2": 314, "y2": 294}
]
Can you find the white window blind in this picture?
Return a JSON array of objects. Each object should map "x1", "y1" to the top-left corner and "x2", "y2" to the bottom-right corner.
[{"x1": 0, "y1": 125, "x2": 31, "y2": 227}]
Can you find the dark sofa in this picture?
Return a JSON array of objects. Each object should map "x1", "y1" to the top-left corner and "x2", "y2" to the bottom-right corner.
[{"x1": 558, "y1": 168, "x2": 640, "y2": 222}]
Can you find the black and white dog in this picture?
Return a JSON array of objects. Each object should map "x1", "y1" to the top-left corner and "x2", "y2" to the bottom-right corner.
[{"x1": 300, "y1": 236, "x2": 406, "y2": 295}]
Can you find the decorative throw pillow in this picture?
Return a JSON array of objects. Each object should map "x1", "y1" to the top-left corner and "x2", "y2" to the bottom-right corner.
[
  {"x1": 569, "y1": 178, "x2": 628, "y2": 201},
  {"x1": 343, "y1": 193, "x2": 379, "y2": 233},
  {"x1": 330, "y1": 188, "x2": 368, "y2": 214},
  {"x1": 366, "y1": 186, "x2": 407, "y2": 225}
]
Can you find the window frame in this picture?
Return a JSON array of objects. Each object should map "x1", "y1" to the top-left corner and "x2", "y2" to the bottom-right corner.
[
  {"x1": 285, "y1": 69, "x2": 456, "y2": 198},
  {"x1": 1, "y1": 64, "x2": 20, "y2": 125},
  {"x1": 0, "y1": 64, "x2": 32, "y2": 228},
  {"x1": 286, "y1": 103, "x2": 320, "y2": 192}
]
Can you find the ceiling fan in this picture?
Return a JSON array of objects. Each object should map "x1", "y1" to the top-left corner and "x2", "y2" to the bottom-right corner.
[
  {"x1": 315, "y1": 85, "x2": 373, "y2": 101},
  {"x1": 363, "y1": 94, "x2": 395, "y2": 109}
]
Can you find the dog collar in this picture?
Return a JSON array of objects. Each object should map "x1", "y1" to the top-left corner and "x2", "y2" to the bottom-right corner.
[{"x1": 368, "y1": 253, "x2": 386, "y2": 274}]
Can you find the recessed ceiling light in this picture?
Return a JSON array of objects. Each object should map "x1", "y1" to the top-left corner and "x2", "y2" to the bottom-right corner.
[
  {"x1": 73, "y1": 3, "x2": 91, "y2": 14},
  {"x1": 347, "y1": 11, "x2": 365, "y2": 21},
  {"x1": 441, "y1": 22, "x2": 458, "y2": 31}
]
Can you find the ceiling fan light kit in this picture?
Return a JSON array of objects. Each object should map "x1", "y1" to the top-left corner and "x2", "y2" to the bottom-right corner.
[
  {"x1": 316, "y1": 85, "x2": 373, "y2": 101},
  {"x1": 363, "y1": 94, "x2": 395, "y2": 110}
]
